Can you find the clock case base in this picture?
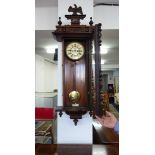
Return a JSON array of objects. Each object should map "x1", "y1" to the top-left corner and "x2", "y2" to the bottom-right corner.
[{"x1": 56, "y1": 106, "x2": 93, "y2": 126}]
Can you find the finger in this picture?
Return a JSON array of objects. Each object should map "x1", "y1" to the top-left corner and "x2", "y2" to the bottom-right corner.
[
  {"x1": 95, "y1": 116, "x2": 103, "y2": 122},
  {"x1": 95, "y1": 115, "x2": 101, "y2": 119},
  {"x1": 101, "y1": 115, "x2": 106, "y2": 119},
  {"x1": 96, "y1": 118, "x2": 104, "y2": 125},
  {"x1": 95, "y1": 115, "x2": 101, "y2": 121},
  {"x1": 105, "y1": 111, "x2": 113, "y2": 116},
  {"x1": 96, "y1": 119, "x2": 102, "y2": 124}
]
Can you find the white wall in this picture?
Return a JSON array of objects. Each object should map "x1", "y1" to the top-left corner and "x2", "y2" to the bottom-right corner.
[
  {"x1": 94, "y1": 6, "x2": 119, "y2": 29},
  {"x1": 35, "y1": 54, "x2": 58, "y2": 92},
  {"x1": 57, "y1": 112, "x2": 92, "y2": 144},
  {"x1": 35, "y1": 7, "x2": 58, "y2": 30}
]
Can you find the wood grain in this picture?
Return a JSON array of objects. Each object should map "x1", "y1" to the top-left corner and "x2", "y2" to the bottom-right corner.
[
  {"x1": 93, "y1": 119, "x2": 119, "y2": 144},
  {"x1": 35, "y1": 144, "x2": 119, "y2": 155}
]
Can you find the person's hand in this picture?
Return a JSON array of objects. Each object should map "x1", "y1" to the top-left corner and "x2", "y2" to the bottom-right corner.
[{"x1": 95, "y1": 111, "x2": 117, "y2": 128}]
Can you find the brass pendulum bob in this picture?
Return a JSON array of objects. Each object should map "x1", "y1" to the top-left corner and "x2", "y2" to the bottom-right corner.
[{"x1": 69, "y1": 91, "x2": 80, "y2": 107}]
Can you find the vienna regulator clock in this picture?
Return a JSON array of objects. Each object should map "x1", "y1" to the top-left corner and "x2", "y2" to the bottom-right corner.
[{"x1": 53, "y1": 4, "x2": 103, "y2": 125}]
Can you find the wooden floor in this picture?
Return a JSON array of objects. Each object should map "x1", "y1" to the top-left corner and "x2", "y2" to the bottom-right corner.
[{"x1": 36, "y1": 144, "x2": 119, "y2": 155}]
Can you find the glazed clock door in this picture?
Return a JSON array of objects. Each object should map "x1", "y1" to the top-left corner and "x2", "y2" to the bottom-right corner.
[{"x1": 63, "y1": 40, "x2": 88, "y2": 108}]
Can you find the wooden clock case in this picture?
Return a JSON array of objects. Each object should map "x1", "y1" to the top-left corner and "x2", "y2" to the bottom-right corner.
[{"x1": 53, "y1": 4, "x2": 103, "y2": 125}]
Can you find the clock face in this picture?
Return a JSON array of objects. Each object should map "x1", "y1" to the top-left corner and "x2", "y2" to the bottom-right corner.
[{"x1": 66, "y1": 42, "x2": 84, "y2": 60}]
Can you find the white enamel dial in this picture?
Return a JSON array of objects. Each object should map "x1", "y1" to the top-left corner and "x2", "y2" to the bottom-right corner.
[{"x1": 66, "y1": 42, "x2": 84, "y2": 60}]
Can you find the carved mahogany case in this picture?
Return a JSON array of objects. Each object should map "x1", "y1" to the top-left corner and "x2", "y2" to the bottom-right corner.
[{"x1": 53, "y1": 4, "x2": 102, "y2": 125}]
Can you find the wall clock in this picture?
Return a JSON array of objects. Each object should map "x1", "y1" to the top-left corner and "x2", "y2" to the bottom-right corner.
[{"x1": 53, "y1": 4, "x2": 103, "y2": 125}]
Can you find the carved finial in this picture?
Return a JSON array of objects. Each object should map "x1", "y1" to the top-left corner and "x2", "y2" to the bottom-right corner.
[
  {"x1": 68, "y1": 4, "x2": 83, "y2": 15},
  {"x1": 89, "y1": 111, "x2": 93, "y2": 117},
  {"x1": 89, "y1": 17, "x2": 93, "y2": 26},
  {"x1": 59, "y1": 110, "x2": 63, "y2": 117},
  {"x1": 73, "y1": 119, "x2": 78, "y2": 126},
  {"x1": 58, "y1": 17, "x2": 62, "y2": 26},
  {"x1": 98, "y1": 23, "x2": 102, "y2": 46}
]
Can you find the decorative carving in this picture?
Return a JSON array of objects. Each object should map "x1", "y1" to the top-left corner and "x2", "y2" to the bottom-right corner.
[
  {"x1": 56, "y1": 106, "x2": 88, "y2": 125},
  {"x1": 97, "y1": 23, "x2": 102, "y2": 46},
  {"x1": 89, "y1": 110, "x2": 93, "y2": 117},
  {"x1": 54, "y1": 25, "x2": 94, "y2": 36},
  {"x1": 53, "y1": 25, "x2": 95, "y2": 42},
  {"x1": 68, "y1": 4, "x2": 83, "y2": 15},
  {"x1": 56, "y1": 108, "x2": 63, "y2": 117},
  {"x1": 65, "y1": 14, "x2": 86, "y2": 25},
  {"x1": 59, "y1": 110, "x2": 63, "y2": 117},
  {"x1": 73, "y1": 119, "x2": 78, "y2": 126},
  {"x1": 65, "y1": 4, "x2": 86, "y2": 25},
  {"x1": 87, "y1": 40, "x2": 93, "y2": 112},
  {"x1": 94, "y1": 23, "x2": 103, "y2": 116},
  {"x1": 65, "y1": 107, "x2": 88, "y2": 118}
]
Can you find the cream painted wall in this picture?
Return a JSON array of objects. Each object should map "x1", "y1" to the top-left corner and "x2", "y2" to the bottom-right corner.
[{"x1": 35, "y1": 54, "x2": 58, "y2": 92}]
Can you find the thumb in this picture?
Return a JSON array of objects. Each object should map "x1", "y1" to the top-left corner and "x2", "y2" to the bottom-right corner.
[
  {"x1": 95, "y1": 115, "x2": 101, "y2": 120},
  {"x1": 105, "y1": 111, "x2": 112, "y2": 117}
]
